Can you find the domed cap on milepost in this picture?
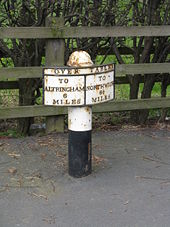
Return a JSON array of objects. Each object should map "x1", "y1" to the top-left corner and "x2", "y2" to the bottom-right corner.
[{"x1": 67, "y1": 50, "x2": 93, "y2": 67}]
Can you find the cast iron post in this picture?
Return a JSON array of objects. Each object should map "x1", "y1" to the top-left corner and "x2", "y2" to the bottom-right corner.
[{"x1": 67, "y1": 51, "x2": 93, "y2": 177}]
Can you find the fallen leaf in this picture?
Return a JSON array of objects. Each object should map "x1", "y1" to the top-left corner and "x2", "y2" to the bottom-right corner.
[
  {"x1": 28, "y1": 192, "x2": 48, "y2": 201},
  {"x1": 41, "y1": 153, "x2": 47, "y2": 160},
  {"x1": 124, "y1": 200, "x2": 129, "y2": 205},
  {"x1": 56, "y1": 152, "x2": 66, "y2": 158},
  {"x1": 42, "y1": 216, "x2": 56, "y2": 224},
  {"x1": 92, "y1": 155, "x2": 106, "y2": 164},
  {"x1": 8, "y1": 167, "x2": 17, "y2": 175},
  {"x1": 8, "y1": 153, "x2": 20, "y2": 159}
]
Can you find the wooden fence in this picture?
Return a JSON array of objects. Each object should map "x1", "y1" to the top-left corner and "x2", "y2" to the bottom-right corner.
[{"x1": 0, "y1": 18, "x2": 170, "y2": 132}]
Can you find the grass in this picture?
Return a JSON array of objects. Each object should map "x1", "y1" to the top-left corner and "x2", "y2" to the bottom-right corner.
[{"x1": 115, "y1": 84, "x2": 130, "y2": 100}]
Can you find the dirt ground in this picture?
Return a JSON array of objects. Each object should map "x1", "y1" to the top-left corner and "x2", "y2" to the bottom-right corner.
[{"x1": 0, "y1": 124, "x2": 170, "y2": 227}]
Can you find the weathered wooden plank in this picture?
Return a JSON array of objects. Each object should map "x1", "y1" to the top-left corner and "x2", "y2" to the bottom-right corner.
[
  {"x1": 45, "y1": 17, "x2": 65, "y2": 133},
  {"x1": 0, "y1": 81, "x2": 19, "y2": 89},
  {"x1": 116, "y1": 63, "x2": 170, "y2": 76},
  {"x1": 61, "y1": 26, "x2": 170, "y2": 38},
  {"x1": 93, "y1": 97, "x2": 170, "y2": 113},
  {"x1": 0, "y1": 75, "x2": 163, "y2": 90},
  {"x1": 0, "y1": 63, "x2": 169, "y2": 80},
  {"x1": 0, "y1": 67, "x2": 42, "y2": 80},
  {"x1": 0, "y1": 105, "x2": 67, "y2": 119},
  {"x1": 0, "y1": 27, "x2": 56, "y2": 39},
  {"x1": 0, "y1": 77, "x2": 130, "y2": 87},
  {"x1": 1, "y1": 97, "x2": 170, "y2": 119},
  {"x1": 0, "y1": 26, "x2": 169, "y2": 39}
]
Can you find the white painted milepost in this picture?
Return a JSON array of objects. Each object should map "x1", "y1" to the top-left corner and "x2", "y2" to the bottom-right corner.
[
  {"x1": 43, "y1": 50, "x2": 115, "y2": 177},
  {"x1": 67, "y1": 51, "x2": 93, "y2": 177}
]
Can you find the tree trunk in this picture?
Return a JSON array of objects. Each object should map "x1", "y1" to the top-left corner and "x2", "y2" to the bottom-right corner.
[
  {"x1": 138, "y1": 75, "x2": 155, "y2": 124},
  {"x1": 128, "y1": 74, "x2": 140, "y2": 123},
  {"x1": 17, "y1": 78, "x2": 40, "y2": 135},
  {"x1": 17, "y1": 79, "x2": 34, "y2": 135}
]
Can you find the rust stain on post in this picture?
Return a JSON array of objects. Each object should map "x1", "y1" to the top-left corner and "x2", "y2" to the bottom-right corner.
[{"x1": 67, "y1": 51, "x2": 93, "y2": 67}]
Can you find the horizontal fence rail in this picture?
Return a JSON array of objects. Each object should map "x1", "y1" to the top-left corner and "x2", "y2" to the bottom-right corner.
[
  {"x1": 0, "y1": 63, "x2": 169, "y2": 80},
  {"x1": 1, "y1": 97, "x2": 170, "y2": 119},
  {"x1": 0, "y1": 26, "x2": 170, "y2": 39},
  {"x1": 0, "y1": 75, "x2": 165, "y2": 90}
]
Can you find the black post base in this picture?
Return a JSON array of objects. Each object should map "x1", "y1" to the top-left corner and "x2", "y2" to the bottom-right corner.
[{"x1": 68, "y1": 130, "x2": 92, "y2": 178}]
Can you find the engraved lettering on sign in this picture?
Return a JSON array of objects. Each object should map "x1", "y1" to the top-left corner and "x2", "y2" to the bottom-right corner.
[
  {"x1": 44, "y1": 63, "x2": 115, "y2": 106},
  {"x1": 58, "y1": 78, "x2": 69, "y2": 84},
  {"x1": 52, "y1": 99, "x2": 81, "y2": 105},
  {"x1": 45, "y1": 86, "x2": 84, "y2": 92},
  {"x1": 98, "y1": 75, "x2": 106, "y2": 81},
  {"x1": 92, "y1": 95, "x2": 110, "y2": 103},
  {"x1": 47, "y1": 64, "x2": 114, "y2": 76}
]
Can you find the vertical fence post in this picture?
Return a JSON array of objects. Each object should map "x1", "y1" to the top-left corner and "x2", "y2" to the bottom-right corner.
[{"x1": 45, "y1": 17, "x2": 65, "y2": 133}]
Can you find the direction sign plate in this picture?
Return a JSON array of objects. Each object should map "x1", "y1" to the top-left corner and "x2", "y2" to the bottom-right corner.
[{"x1": 43, "y1": 63, "x2": 115, "y2": 106}]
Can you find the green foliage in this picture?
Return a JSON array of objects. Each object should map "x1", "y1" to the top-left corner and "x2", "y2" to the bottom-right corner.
[
  {"x1": 116, "y1": 84, "x2": 130, "y2": 100},
  {"x1": 0, "y1": 58, "x2": 14, "y2": 67},
  {"x1": 41, "y1": 57, "x2": 45, "y2": 66},
  {"x1": 95, "y1": 55, "x2": 118, "y2": 65},
  {"x1": 0, "y1": 129, "x2": 23, "y2": 138}
]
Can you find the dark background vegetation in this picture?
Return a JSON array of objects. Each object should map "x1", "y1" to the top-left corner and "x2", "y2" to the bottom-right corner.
[{"x1": 0, "y1": 0, "x2": 170, "y2": 135}]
